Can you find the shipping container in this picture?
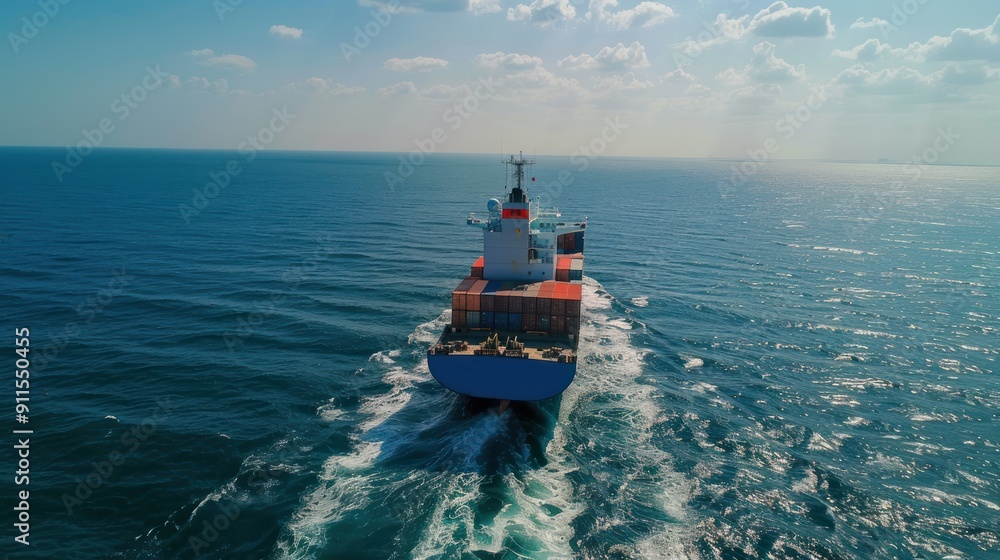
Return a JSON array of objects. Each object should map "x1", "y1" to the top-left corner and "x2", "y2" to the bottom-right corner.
[
  {"x1": 538, "y1": 314, "x2": 550, "y2": 331},
  {"x1": 471, "y1": 256, "x2": 485, "y2": 278},
  {"x1": 451, "y1": 276, "x2": 477, "y2": 311},
  {"x1": 495, "y1": 293, "x2": 509, "y2": 314},
  {"x1": 481, "y1": 293, "x2": 494, "y2": 312},
  {"x1": 453, "y1": 311, "x2": 466, "y2": 329},
  {"x1": 523, "y1": 313, "x2": 537, "y2": 331},
  {"x1": 567, "y1": 299, "x2": 581, "y2": 317},
  {"x1": 468, "y1": 280, "x2": 487, "y2": 312},
  {"x1": 495, "y1": 312, "x2": 508, "y2": 331},
  {"x1": 509, "y1": 293, "x2": 523, "y2": 314},
  {"x1": 482, "y1": 311, "x2": 495, "y2": 329},
  {"x1": 557, "y1": 235, "x2": 565, "y2": 251},
  {"x1": 466, "y1": 311, "x2": 481, "y2": 328},
  {"x1": 564, "y1": 234, "x2": 575, "y2": 253},
  {"x1": 556, "y1": 270, "x2": 570, "y2": 282},
  {"x1": 567, "y1": 316, "x2": 580, "y2": 334},
  {"x1": 538, "y1": 297, "x2": 552, "y2": 315},
  {"x1": 551, "y1": 315, "x2": 566, "y2": 334},
  {"x1": 509, "y1": 312, "x2": 522, "y2": 331},
  {"x1": 552, "y1": 298, "x2": 567, "y2": 316},
  {"x1": 524, "y1": 296, "x2": 538, "y2": 314},
  {"x1": 575, "y1": 231, "x2": 584, "y2": 253}
]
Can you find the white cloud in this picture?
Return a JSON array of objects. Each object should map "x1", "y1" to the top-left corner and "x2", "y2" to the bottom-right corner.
[
  {"x1": 751, "y1": 2, "x2": 835, "y2": 38},
  {"x1": 193, "y1": 51, "x2": 257, "y2": 72},
  {"x1": 715, "y1": 67, "x2": 747, "y2": 85},
  {"x1": 284, "y1": 77, "x2": 366, "y2": 95},
  {"x1": 469, "y1": 0, "x2": 501, "y2": 15},
  {"x1": 685, "y1": 83, "x2": 713, "y2": 97},
  {"x1": 202, "y1": 54, "x2": 257, "y2": 72},
  {"x1": 559, "y1": 41, "x2": 650, "y2": 71},
  {"x1": 725, "y1": 83, "x2": 783, "y2": 105},
  {"x1": 475, "y1": 52, "x2": 544, "y2": 70},
  {"x1": 832, "y1": 65, "x2": 936, "y2": 96},
  {"x1": 269, "y1": 25, "x2": 303, "y2": 39},
  {"x1": 850, "y1": 17, "x2": 888, "y2": 31},
  {"x1": 490, "y1": 66, "x2": 587, "y2": 105},
  {"x1": 901, "y1": 15, "x2": 1000, "y2": 62},
  {"x1": 358, "y1": 0, "x2": 466, "y2": 13},
  {"x1": 507, "y1": 0, "x2": 576, "y2": 27},
  {"x1": 832, "y1": 38, "x2": 895, "y2": 61},
  {"x1": 185, "y1": 77, "x2": 229, "y2": 93},
  {"x1": 694, "y1": 1, "x2": 834, "y2": 50},
  {"x1": 662, "y1": 67, "x2": 696, "y2": 84},
  {"x1": 593, "y1": 71, "x2": 655, "y2": 91},
  {"x1": 587, "y1": 0, "x2": 676, "y2": 30},
  {"x1": 383, "y1": 56, "x2": 450, "y2": 72},
  {"x1": 938, "y1": 62, "x2": 1000, "y2": 85},
  {"x1": 731, "y1": 41, "x2": 805, "y2": 83},
  {"x1": 376, "y1": 81, "x2": 418, "y2": 96}
]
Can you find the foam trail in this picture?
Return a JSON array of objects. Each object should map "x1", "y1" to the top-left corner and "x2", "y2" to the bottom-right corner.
[
  {"x1": 571, "y1": 278, "x2": 696, "y2": 558},
  {"x1": 279, "y1": 279, "x2": 696, "y2": 558},
  {"x1": 277, "y1": 312, "x2": 450, "y2": 559}
]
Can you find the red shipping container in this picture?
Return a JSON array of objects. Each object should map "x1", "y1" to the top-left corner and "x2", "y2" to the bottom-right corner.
[
  {"x1": 551, "y1": 315, "x2": 566, "y2": 334},
  {"x1": 471, "y1": 256, "x2": 485, "y2": 277},
  {"x1": 556, "y1": 270, "x2": 570, "y2": 282},
  {"x1": 453, "y1": 310, "x2": 466, "y2": 328},
  {"x1": 567, "y1": 283, "x2": 583, "y2": 300}
]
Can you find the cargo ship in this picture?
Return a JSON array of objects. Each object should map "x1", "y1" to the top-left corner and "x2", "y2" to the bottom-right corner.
[{"x1": 428, "y1": 153, "x2": 587, "y2": 402}]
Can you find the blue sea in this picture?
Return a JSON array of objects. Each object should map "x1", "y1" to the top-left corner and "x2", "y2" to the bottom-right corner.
[{"x1": 2, "y1": 147, "x2": 997, "y2": 559}]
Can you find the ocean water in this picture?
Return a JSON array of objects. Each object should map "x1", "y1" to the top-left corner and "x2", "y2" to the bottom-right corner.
[{"x1": 1, "y1": 148, "x2": 997, "y2": 559}]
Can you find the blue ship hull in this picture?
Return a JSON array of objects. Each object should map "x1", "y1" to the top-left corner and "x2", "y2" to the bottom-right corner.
[{"x1": 428, "y1": 352, "x2": 576, "y2": 401}]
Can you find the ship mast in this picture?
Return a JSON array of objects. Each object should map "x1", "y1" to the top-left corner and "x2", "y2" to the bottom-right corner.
[{"x1": 505, "y1": 151, "x2": 534, "y2": 204}]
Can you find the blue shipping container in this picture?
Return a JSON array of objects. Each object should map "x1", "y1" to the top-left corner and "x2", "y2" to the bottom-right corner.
[
  {"x1": 508, "y1": 313, "x2": 522, "y2": 331},
  {"x1": 466, "y1": 311, "x2": 481, "y2": 328},
  {"x1": 495, "y1": 312, "x2": 509, "y2": 331},
  {"x1": 482, "y1": 311, "x2": 495, "y2": 329}
]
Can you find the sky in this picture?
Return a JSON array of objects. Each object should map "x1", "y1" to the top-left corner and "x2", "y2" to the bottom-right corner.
[{"x1": 3, "y1": 0, "x2": 1000, "y2": 164}]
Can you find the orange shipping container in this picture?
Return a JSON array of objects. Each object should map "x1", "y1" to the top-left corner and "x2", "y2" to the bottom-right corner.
[{"x1": 467, "y1": 280, "x2": 487, "y2": 312}]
